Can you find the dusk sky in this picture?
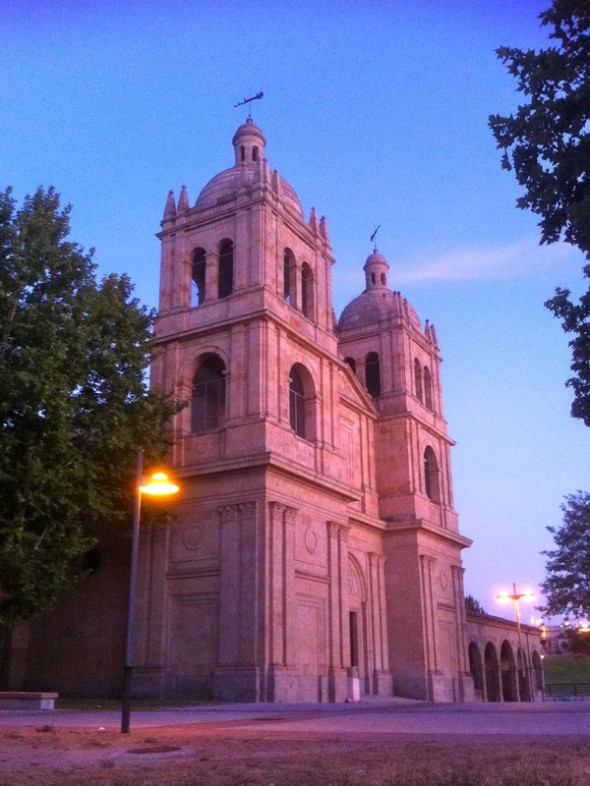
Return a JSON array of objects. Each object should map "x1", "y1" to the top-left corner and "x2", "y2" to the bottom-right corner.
[{"x1": 3, "y1": 0, "x2": 587, "y2": 622}]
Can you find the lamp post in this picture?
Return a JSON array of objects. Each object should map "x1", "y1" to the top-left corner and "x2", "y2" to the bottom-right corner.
[
  {"x1": 496, "y1": 583, "x2": 535, "y2": 700},
  {"x1": 121, "y1": 449, "x2": 179, "y2": 734}
]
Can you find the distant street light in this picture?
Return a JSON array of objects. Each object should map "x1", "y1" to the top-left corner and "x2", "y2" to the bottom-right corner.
[
  {"x1": 496, "y1": 583, "x2": 535, "y2": 698},
  {"x1": 121, "y1": 449, "x2": 179, "y2": 734}
]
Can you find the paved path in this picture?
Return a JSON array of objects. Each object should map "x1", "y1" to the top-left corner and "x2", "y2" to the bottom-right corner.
[{"x1": 1, "y1": 700, "x2": 590, "y2": 739}]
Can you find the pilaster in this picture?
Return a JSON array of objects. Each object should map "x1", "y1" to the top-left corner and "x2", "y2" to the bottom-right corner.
[
  {"x1": 420, "y1": 554, "x2": 439, "y2": 699},
  {"x1": 326, "y1": 521, "x2": 349, "y2": 702},
  {"x1": 215, "y1": 501, "x2": 263, "y2": 702},
  {"x1": 368, "y1": 552, "x2": 392, "y2": 694}
]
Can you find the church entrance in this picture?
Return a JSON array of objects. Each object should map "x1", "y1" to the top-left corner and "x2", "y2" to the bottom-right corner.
[
  {"x1": 500, "y1": 641, "x2": 518, "y2": 702},
  {"x1": 348, "y1": 556, "x2": 370, "y2": 696}
]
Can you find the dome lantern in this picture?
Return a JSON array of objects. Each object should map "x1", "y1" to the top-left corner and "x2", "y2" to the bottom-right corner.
[
  {"x1": 363, "y1": 248, "x2": 389, "y2": 291},
  {"x1": 232, "y1": 117, "x2": 267, "y2": 167}
]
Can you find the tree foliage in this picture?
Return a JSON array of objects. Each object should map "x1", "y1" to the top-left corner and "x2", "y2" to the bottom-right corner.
[
  {"x1": 548, "y1": 280, "x2": 590, "y2": 425},
  {"x1": 489, "y1": 1, "x2": 590, "y2": 256},
  {"x1": 541, "y1": 491, "x2": 590, "y2": 620},
  {"x1": 0, "y1": 186, "x2": 180, "y2": 624},
  {"x1": 464, "y1": 595, "x2": 486, "y2": 615},
  {"x1": 489, "y1": 1, "x2": 590, "y2": 425}
]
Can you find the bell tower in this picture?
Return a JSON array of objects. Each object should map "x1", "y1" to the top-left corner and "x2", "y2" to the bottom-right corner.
[
  {"x1": 337, "y1": 248, "x2": 473, "y2": 701},
  {"x1": 142, "y1": 119, "x2": 391, "y2": 703}
]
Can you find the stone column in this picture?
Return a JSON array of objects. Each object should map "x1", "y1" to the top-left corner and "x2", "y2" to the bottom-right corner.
[
  {"x1": 173, "y1": 232, "x2": 188, "y2": 310},
  {"x1": 368, "y1": 553, "x2": 392, "y2": 695},
  {"x1": 204, "y1": 250, "x2": 217, "y2": 302},
  {"x1": 158, "y1": 231, "x2": 175, "y2": 313},
  {"x1": 228, "y1": 324, "x2": 246, "y2": 423},
  {"x1": 218, "y1": 504, "x2": 241, "y2": 667},
  {"x1": 215, "y1": 501, "x2": 263, "y2": 702},
  {"x1": 326, "y1": 521, "x2": 349, "y2": 702},
  {"x1": 266, "y1": 503, "x2": 297, "y2": 701},
  {"x1": 134, "y1": 517, "x2": 171, "y2": 698},
  {"x1": 419, "y1": 554, "x2": 438, "y2": 699},
  {"x1": 452, "y1": 564, "x2": 475, "y2": 702}
]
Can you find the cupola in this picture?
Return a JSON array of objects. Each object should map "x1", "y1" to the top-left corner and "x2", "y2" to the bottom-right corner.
[
  {"x1": 364, "y1": 248, "x2": 389, "y2": 290},
  {"x1": 232, "y1": 117, "x2": 267, "y2": 166}
]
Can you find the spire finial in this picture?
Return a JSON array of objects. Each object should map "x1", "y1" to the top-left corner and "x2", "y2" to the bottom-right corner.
[
  {"x1": 177, "y1": 185, "x2": 189, "y2": 212},
  {"x1": 234, "y1": 91, "x2": 264, "y2": 118},
  {"x1": 370, "y1": 225, "x2": 380, "y2": 249}
]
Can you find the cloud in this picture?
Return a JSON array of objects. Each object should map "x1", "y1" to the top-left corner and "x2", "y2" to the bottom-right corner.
[{"x1": 394, "y1": 237, "x2": 579, "y2": 283}]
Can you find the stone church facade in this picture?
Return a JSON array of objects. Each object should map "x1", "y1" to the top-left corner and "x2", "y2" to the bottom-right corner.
[
  {"x1": 3, "y1": 118, "x2": 545, "y2": 704},
  {"x1": 138, "y1": 117, "x2": 474, "y2": 703}
]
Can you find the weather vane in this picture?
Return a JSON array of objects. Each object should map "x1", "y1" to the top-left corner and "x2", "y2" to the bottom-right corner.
[
  {"x1": 370, "y1": 225, "x2": 380, "y2": 245},
  {"x1": 234, "y1": 92, "x2": 264, "y2": 117}
]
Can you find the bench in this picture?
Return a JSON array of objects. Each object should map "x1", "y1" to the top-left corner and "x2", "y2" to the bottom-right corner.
[{"x1": 0, "y1": 691, "x2": 58, "y2": 710}]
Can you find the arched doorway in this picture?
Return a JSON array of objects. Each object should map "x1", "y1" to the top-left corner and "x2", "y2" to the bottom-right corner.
[
  {"x1": 484, "y1": 642, "x2": 500, "y2": 702},
  {"x1": 348, "y1": 556, "x2": 369, "y2": 695},
  {"x1": 468, "y1": 642, "x2": 484, "y2": 699},
  {"x1": 500, "y1": 640, "x2": 517, "y2": 702}
]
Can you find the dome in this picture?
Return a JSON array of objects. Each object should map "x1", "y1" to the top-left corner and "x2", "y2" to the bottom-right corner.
[
  {"x1": 276, "y1": 177, "x2": 304, "y2": 218},
  {"x1": 195, "y1": 167, "x2": 246, "y2": 210},
  {"x1": 338, "y1": 248, "x2": 421, "y2": 332},
  {"x1": 193, "y1": 119, "x2": 304, "y2": 218},
  {"x1": 338, "y1": 289, "x2": 421, "y2": 333}
]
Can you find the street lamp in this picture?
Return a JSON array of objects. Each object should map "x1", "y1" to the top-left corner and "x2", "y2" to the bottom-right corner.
[
  {"x1": 121, "y1": 449, "x2": 180, "y2": 734},
  {"x1": 496, "y1": 583, "x2": 535, "y2": 698}
]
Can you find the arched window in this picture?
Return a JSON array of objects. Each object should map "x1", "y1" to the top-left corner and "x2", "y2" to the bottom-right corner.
[
  {"x1": 240, "y1": 145, "x2": 245, "y2": 162},
  {"x1": 192, "y1": 356, "x2": 226, "y2": 433},
  {"x1": 380, "y1": 273, "x2": 386, "y2": 285},
  {"x1": 191, "y1": 248, "x2": 206, "y2": 307},
  {"x1": 288, "y1": 363, "x2": 315, "y2": 441},
  {"x1": 283, "y1": 248, "x2": 295, "y2": 305},
  {"x1": 252, "y1": 146, "x2": 259, "y2": 162},
  {"x1": 289, "y1": 367, "x2": 306, "y2": 438},
  {"x1": 424, "y1": 446, "x2": 440, "y2": 503},
  {"x1": 344, "y1": 357, "x2": 356, "y2": 373},
  {"x1": 414, "y1": 358, "x2": 423, "y2": 403},
  {"x1": 366, "y1": 352, "x2": 381, "y2": 398},
  {"x1": 301, "y1": 262, "x2": 314, "y2": 318},
  {"x1": 424, "y1": 367, "x2": 433, "y2": 410},
  {"x1": 218, "y1": 240, "x2": 234, "y2": 299}
]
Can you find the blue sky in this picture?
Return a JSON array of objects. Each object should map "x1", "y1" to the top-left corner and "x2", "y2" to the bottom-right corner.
[{"x1": 2, "y1": 0, "x2": 587, "y2": 621}]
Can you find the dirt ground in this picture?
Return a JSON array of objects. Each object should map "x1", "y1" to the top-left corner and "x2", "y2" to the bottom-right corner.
[{"x1": 1, "y1": 722, "x2": 590, "y2": 786}]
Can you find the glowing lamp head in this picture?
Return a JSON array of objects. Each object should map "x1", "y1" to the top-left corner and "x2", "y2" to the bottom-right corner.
[{"x1": 139, "y1": 471, "x2": 180, "y2": 497}]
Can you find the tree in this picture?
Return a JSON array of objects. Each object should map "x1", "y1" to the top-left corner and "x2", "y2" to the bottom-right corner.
[
  {"x1": 489, "y1": 1, "x2": 590, "y2": 256},
  {"x1": 465, "y1": 595, "x2": 486, "y2": 615},
  {"x1": 0, "y1": 186, "x2": 180, "y2": 624},
  {"x1": 540, "y1": 491, "x2": 590, "y2": 620},
  {"x1": 489, "y1": 1, "x2": 590, "y2": 425}
]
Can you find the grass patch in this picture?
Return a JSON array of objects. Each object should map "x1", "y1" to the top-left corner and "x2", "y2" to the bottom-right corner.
[{"x1": 543, "y1": 654, "x2": 590, "y2": 684}]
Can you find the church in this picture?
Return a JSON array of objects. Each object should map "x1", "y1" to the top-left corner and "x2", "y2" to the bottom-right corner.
[
  {"x1": 5, "y1": 117, "x2": 544, "y2": 705},
  {"x1": 142, "y1": 116, "x2": 474, "y2": 703}
]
